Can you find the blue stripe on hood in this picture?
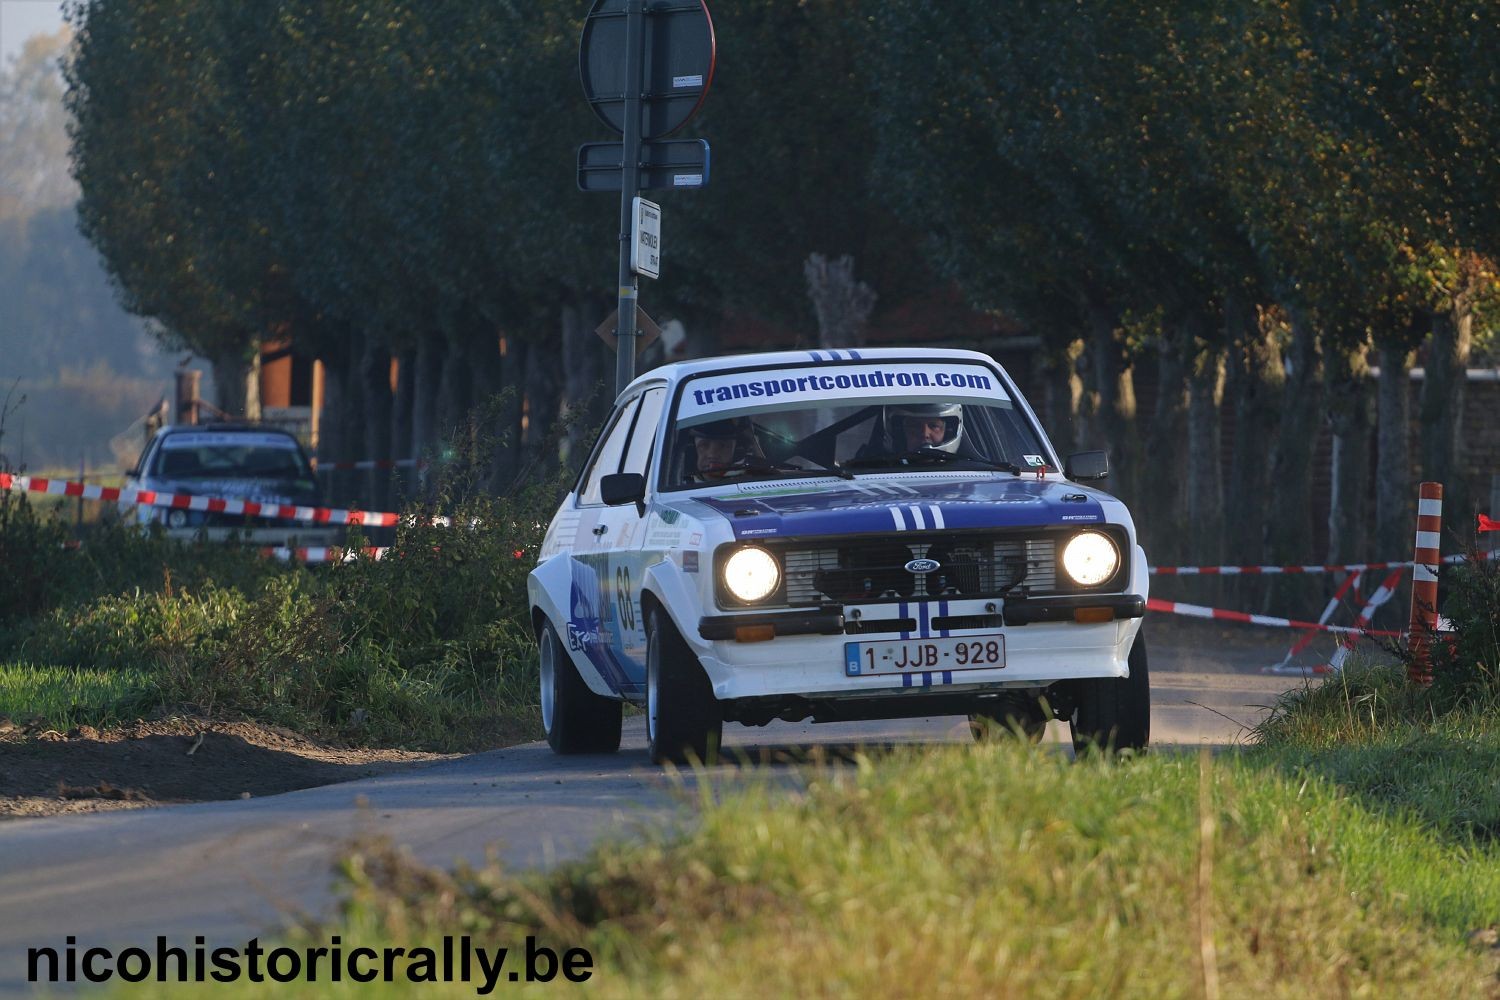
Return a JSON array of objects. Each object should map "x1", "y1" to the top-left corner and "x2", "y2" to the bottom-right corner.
[{"x1": 690, "y1": 478, "x2": 1108, "y2": 540}]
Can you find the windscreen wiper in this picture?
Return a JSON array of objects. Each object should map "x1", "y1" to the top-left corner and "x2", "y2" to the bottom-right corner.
[{"x1": 843, "y1": 450, "x2": 1023, "y2": 475}]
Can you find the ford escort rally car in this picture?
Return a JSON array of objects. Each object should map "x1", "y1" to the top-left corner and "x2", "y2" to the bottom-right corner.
[{"x1": 528, "y1": 348, "x2": 1149, "y2": 763}]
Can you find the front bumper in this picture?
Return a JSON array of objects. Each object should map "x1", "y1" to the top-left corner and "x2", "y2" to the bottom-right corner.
[{"x1": 693, "y1": 596, "x2": 1143, "y2": 702}]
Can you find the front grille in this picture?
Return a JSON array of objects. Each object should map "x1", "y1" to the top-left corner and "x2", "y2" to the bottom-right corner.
[{"x1": 778, "y1": 532, "x2": 1065, "y2": 607}]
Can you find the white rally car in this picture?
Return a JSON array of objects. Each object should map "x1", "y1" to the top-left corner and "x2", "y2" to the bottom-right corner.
[{"x1": 528, "y1": 348, "x2": 1149, "y2": 762}]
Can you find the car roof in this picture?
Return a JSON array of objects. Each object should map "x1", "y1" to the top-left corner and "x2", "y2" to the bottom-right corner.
[
  {"x1": 156, "y1": 423, "x2": 298, "y2": 437},
  {"x1": 621, "y1": 346, "x2": 1003, "y2": 395}
]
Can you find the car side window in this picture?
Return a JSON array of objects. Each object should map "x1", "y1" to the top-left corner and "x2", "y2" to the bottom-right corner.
[
  {"x1": 579, "y1": 396, "x2": 642, "y2": 506},
  {"x1": 620, "y1": 388, "x2": 666, "y2": 480}
]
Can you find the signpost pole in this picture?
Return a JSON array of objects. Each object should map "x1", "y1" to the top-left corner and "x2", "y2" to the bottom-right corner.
[{"x1": 614, "y1": 0, "x2": 645, "y2": 397}]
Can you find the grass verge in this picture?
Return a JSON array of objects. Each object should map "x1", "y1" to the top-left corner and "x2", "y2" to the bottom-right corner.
[
  {"x1": 124, "y1": 742, "x2": 1500, "y2": 998},
  {"x1": 0, "y1": 662, "x2": 157, "y2": 732}
]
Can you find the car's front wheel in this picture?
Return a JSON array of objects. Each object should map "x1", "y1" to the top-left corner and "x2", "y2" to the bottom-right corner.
[
  {"x1": 646, "y1": 607, "x2": 722, "y2": 764},
  {"x1": 1069, "y1": 630, "x2": 1150, "y2": 754},
  {"x1": 538, "y1": 619, "x2": 622, "y2": 754},
  {"x1": 969, "y1": 695, "x2": 1049, "y2": 743}
]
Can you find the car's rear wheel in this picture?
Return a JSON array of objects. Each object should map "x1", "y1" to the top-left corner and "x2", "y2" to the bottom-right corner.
[
  {"x1": 646, "y1": 607, "x2": 722, "y2": 764},
  {"x1": 1069, "y1": 630, "x2": 1150, "y2": 755},
  {"x1": 969, "y1": 695, "x2": 1049, "y2": 743},
  {"x1": 539, "y1": 619, "x2": 622, "y2": 754}
]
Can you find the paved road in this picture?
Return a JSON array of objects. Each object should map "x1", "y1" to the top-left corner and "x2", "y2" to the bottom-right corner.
[{"x1": 0, "y1": 652, "x2": 1305, "y2": 993}]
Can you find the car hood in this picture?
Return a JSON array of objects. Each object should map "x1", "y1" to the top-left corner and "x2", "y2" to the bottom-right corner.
[
  {"x1": 143, "y1": 478, "x2": 320, "y2": 506},
  {"x1": 681, "y1": 476, "x2": 1112, "y2": 541}
]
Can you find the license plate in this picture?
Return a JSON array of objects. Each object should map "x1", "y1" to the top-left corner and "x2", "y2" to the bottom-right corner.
[{"x1": 844, "y1": 634, "x2": 1006, "y2": 676}]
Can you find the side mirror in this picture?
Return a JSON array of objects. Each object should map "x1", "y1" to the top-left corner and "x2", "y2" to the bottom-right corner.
[
  {"x1": 1064, "y1": 450, "x2": 1109, "y2": 481},
  {"x1": 600, "y1": 472, "x2": 646, "y2": 509}
]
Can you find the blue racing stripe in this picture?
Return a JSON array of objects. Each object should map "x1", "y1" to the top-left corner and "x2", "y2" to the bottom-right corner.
[
  {"x1": 808, "y1": 350, "x2": 824, "y2": 361},
  {"x1": 939, "y1": 599, "x2": 950, "y2": 638},
  {"x1": 902, "y1": 672, "x2": 913, "y2": 688},
  {"x1": 943, "y1": 670, "x2": 953, "y2": 684},
  {"x1": 922, "y1": 671, "x2": 933, "y2": 687},
  {"x1": 918, "y1": 601, "x2": 930, "y2": 638},
  {"x1": 848, "y1": 349, "x2": 862, "y2": 359},
  {"x1": 899, "y1": 601, "x2": 910, "y2": 640}
]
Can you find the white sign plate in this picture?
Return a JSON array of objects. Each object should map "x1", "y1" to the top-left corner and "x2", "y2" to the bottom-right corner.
[{"x1": 632, "y1": 197, "x2": 661, "y2": 279}]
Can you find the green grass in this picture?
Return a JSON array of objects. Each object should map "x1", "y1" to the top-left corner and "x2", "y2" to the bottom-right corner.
[
  {"x1": 1251, "y1": 661, "x2": 1500, "y2": 843},
  {"x1": 115, "y1": 742, "x2": 1500, "y2": 999},
  {"x1": 0, "y1": 662, "x2": 158, "y2": 731},
  {"x1": 0, "y1": 450, "x2": 561, "y2": 751}
]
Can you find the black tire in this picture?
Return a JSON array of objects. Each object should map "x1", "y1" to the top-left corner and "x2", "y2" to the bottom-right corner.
[
  {"x1": 1070, "y1": 630, "x2": 1150, "y2": 755},
  {"x1": 969, "y1": 695, "x2": 1049, "y2": 743},
  {"x1": 646, "y1": 607, "x2": 722, "y2": 764},
  {"x1": 538, "y1": 619, "x2": 623, "y2": 754}
]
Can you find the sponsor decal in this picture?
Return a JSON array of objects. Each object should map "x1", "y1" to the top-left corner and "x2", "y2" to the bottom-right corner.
[
  {"x1": 161, "y1": 432, "x2": 299, "y2": 450},
  {"x1": 676, "y1": 362, "x2": 1005, "y2": 426},
  {"x1": 682, "y1": 551, "x2": 699, "y2": 573}
]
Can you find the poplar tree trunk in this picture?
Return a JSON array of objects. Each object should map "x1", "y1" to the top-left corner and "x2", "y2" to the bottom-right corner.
[
  {"x1": 1038, "y1": 339, "x2": 1084, "y2": 457},
  {"x1": 1323, "y1": 338, "x2": 1373, "y2": 564},
  {"x1": 410, "y1": 333, "x2": 445, "y2": 468},
  {"x1": 390, "y1": 348, "x2": 416, "y2": 503},
  {"x1": 212, "y1": 344, "x2": 261, "y2": 421},
  {"x1": 318, "y1": 358, "x2": 346, "y2": 502},
  {"x1": 436, "y1": 336, "x2": 474, "y2": 444},
  {"x1": 523, "y1": 334, "x2": 562, "y2": 478},
  {"x1": 1142, "y1": 337, "x2": 1187, "y2": 569},
  {"x1": 335, "y1": 347, "x2": 366, "y2": 507},
  {"x1": 1265, "y1": 307, "x2": 1321, "y2": 615},
  {"x1": 562, "y1": 298, "x2": 610, "y2": 469},
  {"x1": 487, "y1": 335, "x2": 523, "y2": 494},
  {"x1": 805, "y1": 252, "x2": 876, "y2": 349},
  {"x1": 1375, "y1": 342, "x2": 1413, "y2": 559},
  {"x1": 1420, "y1": 292, "x2": 1474, "y2": 520},
  {"x1": 1186, "y1": 326, "x2": 1226, "y2": 604},
  {"x1": 359, "y1": 339, "x2": 393, "y2": 513},
  {"x1": 1085, "y1": 298, "x2": 1139, "y2": 508},
  {"x1": 1223, "y1": 297, "x2": 1282, "y2": 606}
]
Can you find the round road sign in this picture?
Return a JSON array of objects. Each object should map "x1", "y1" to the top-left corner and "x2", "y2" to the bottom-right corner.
[{"x1": 579, "y1": 0, "x2": 716, "y2": 140}]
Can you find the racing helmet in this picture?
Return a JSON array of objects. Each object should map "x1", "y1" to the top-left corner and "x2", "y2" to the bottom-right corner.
[
  {"x1": 689, "y1": 417, "x2": 748, "y2": 441},
  {"x1": 885, "y1": 402, "x2": 964, "y2": 454}
]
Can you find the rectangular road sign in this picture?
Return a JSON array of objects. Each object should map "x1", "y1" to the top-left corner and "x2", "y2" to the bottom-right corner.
[
  {"x1": 577, "y1": 139, "x2": 710, "y2": 192},
  {"x1": 632, "y1": 197, "x2": 661, "y2": 279}
]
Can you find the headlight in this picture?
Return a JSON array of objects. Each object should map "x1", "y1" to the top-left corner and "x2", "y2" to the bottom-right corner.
[
  {"x1": 166, "y1": 508, "x2": 189, "y2": 528},
  {"x1": 1061, "y1": 531, "x2": 1119, "y2": 587},
  {"x1": 722, "y1": 546, "x2": 781, "y2": 603}
]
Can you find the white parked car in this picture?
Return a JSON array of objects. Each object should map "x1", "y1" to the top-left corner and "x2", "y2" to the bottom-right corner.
[
  {"x1": 528, "y1": 348, "x2": 1149, "y2": 762},
  {"x1": 122, "y1": 424, "x2": 339, "y2": 546}
]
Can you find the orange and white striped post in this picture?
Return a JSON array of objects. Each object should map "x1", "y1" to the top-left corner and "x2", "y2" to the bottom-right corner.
[{"x1": 1406, "y1": 482, "x2": 1443, "y2": 686}]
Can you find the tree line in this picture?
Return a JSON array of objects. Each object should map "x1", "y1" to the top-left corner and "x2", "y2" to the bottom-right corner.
[{"x1": 63, "y1": 0, "x2": 1498, "y2": 577}]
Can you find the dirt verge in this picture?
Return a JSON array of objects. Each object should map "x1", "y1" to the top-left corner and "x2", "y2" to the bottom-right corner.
[{"x1": 0, "y1": 717, "x2": 456, "y2": 820}]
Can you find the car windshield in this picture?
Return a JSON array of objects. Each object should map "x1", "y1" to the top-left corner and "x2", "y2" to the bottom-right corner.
[
  {"x1": 153, "y1": 433, "x2": 314, "y2": 481},
  {"x1": 664, "y1": 360, "x2": 1051, "y2": 489}
]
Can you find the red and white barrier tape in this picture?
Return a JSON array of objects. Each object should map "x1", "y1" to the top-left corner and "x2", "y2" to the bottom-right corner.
[
  {"x1": 1149, "y1": 551, "x2": 1494, "y2": 575},
  {"x1": 1480, "y1": 513, "x2": 1499, "y2": 532},
  {"x1": 1270, "y1": 570, "x2": 1365, "y2": 671},
  {"x1": 1145, "y1": 597, "x2": 1405, "y2": 637},
  {"x1": 315, "y1": 458, "x2": 427, "y2": 472},
  {"x1": 0, "y1": 472, "x2": 400, "y2": 528},
  {"x1": 261, "y1": 546, "x2": 390, "y2": 564},
  {"x1": 1327, "y1": 568, "x2": 1406, "y2": 671}
]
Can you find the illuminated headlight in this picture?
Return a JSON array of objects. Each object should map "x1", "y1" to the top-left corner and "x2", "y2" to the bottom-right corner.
[
  {"x1": 1061, "y1": 531, "x2": 1119, "y2": 587},
  {"x1": 722, "y1": 546, "x2": 781, "y2": 603}
]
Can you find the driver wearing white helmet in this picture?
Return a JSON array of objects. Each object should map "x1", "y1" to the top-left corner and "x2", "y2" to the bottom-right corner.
[{"x1": 885, "y1": 402, "x2": 964, "y2": 454}]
